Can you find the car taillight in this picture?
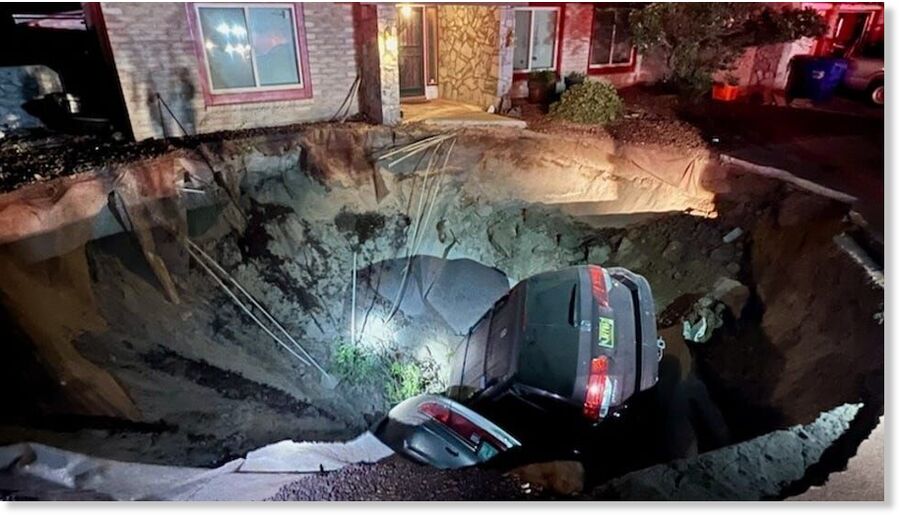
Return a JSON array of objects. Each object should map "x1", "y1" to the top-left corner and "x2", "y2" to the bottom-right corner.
[
  {"x1": 418, "y1": 401, "x2": 450, "y2": 422},
  {"x1": 418, "y1": 401, "x2": 507, "y2": 451},
  {"x1": 588, "y1": 266, "x2": 609, "y2": 307},
  {"x1": 583, "y1": 355, "x2": 610, "y2": 420}
]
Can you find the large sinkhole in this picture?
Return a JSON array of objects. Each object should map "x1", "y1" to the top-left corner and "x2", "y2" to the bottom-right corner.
[{"x1": 0, "y1": 127, "x2": 883, "y2": 496}]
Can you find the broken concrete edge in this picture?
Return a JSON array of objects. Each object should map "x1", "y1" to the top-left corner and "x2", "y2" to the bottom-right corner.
[
  {"x1": 591, "y1": 403, "x2": 863, "y2": 501},
  {"x1": 787, "y1": 417, "x2": 884, "y2": 501},
  {"x1": 0, "y1": 431, "x2": 394, "y2": 501},
  {"x1": 719, "y1": 154, "x2": 858, "y2": 205}
]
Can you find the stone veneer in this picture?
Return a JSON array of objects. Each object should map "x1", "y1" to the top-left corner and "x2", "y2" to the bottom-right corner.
[{"x1": 436, "y1": 5, "x2": 505, "y2": 109}]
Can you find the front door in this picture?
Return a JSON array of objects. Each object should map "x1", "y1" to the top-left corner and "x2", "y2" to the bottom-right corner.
[
  {"x1": 398, "y1": 6, "x2": 425, "y2": 97},
  {"x1": 831, "y1": 11, "x2": 872, "y2": 56}
]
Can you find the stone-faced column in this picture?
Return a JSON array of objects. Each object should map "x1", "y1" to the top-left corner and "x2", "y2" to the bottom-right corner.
[{"x1": 376, "y1": 4, "x2": 401, "y2": 125}]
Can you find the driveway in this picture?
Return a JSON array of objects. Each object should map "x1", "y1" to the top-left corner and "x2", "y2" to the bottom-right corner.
[{"x1": 679, "y1": 101, "x2": 884, "y2": 238}]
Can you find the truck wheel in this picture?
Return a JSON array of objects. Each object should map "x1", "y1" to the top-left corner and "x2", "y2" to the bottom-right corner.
[{"x1": 868, "y1": 79, "x2": 884, "y2": 106}]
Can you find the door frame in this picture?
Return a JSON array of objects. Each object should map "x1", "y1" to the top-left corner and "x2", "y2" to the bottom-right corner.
[{"x1": 398, "y1": 4, "x2": 429, "y2": 99}]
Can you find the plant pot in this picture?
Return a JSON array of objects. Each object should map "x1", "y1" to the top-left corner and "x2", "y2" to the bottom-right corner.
[
  {"x1": 527, "y1": 79, "x2": 552, "y2": 104},
  {"x1": 564, "y1": 77, "x2": 586, "y2": 90},
  {"x1": 712, "y1": 83, "x2": 740, "y2": 102}
]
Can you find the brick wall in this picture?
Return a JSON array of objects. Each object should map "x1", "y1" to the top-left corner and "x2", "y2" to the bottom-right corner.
[
  {"x1": 101, "y1": 2, "x2": 360, "y2": 141},
  {"x1": 559, "y1": 3, "x2": 592, "y2": 78},
  {"x1": 496, "y1": 7, "x2": 515, "y2": 102},
  {"x1": 510, "y1": 3, "x2": 668, "y2": 97}
]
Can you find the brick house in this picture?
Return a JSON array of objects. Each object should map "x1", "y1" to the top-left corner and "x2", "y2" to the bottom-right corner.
[
  {"x1": 75, "y1": 2, "x2": 882, "y2": 141},
  {"x1": 87, "y1": 2, "x2": 655, "y2": 141}
]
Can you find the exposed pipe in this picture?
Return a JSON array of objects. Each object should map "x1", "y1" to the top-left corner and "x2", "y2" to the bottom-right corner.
[
  {"x1": 184, "y1": 244, "x2": 311, "y2": 368},
  {"x1": 186, "y1": 239, "x2": 334, "y2": 384},
  {"x1": 351, "y1": 250, "x2": 358, "y2": 347}
]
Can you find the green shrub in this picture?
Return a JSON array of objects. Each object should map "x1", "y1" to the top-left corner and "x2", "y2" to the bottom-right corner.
[
  {"x1": 332, "y1": 341, "x2": 436, "y2": 405},
  {"x1": 331, "y1": 340, "x2": 379, "y2": 381},
  {"x1": 630, "y1": 3, "x2": 827, "y2": 96},
  {"x1": 386, "y1": 361, "x2": 426, "y2": 404},
  {"x1": 549, "y1": 81, "x2": 624, "y2": 125}
]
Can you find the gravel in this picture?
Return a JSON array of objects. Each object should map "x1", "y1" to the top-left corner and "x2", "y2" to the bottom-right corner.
[{"x1": 269, "y1": 456, "x2": 539, "y2": 501}]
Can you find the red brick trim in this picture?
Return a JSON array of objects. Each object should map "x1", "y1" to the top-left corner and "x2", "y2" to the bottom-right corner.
[
  {"x1": 586, "y1": 5, "x2": 637, "y2": 76},
  {"x1": 185, "y1": 3, "x2": 313, "y2": 106}
]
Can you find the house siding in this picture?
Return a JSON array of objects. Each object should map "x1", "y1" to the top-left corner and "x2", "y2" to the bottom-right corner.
[{"x1": 101, "y1": 2, "x2": 360, "y2": 141}]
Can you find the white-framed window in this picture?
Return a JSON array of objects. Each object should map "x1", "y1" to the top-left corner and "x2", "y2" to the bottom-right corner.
[
  {"x1": 194, "y1": 3, "x2": 304, "y2": 93},
  {"x1": 513, "y1": 6, "x2": 560, "y2": 72},
  {"x1": 589, "y1": 7, "x2": 635, "y2": 69}
]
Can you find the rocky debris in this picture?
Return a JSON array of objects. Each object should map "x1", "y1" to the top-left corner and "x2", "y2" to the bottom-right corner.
[
  {"x1": 661, "y1": 240, "x2": 684, "y2": 262},
  {"x1": 508, "y1": 461, "x2": 584, "y2": 496},
  {"x1": 681, "y1": 277, "x2": 750, "y2": 343},
  {"x1": 587, "y1": 243, "x2": 612, "y2": 265},
  {"x1": 607, "y1": 115, "x2": 707, "y2": 149},
  {"x1": 722, "y1": 227, "x2": 744, "y2": 243},
  {"x1": 710, "y1": 277, "x2": 750, "y2": 318},
  {"x1": 593, "y1": 404, "x2": 861, "y2": 500},
  {"x1": 0, "y1": 130, "x2": 172, "y2": 192},
  {"x1": 268, "y1": 455, "x2": 536, "y2": 501},
  {"x1": 682, "y1": 297, "x2": 726, "y2": 344}
]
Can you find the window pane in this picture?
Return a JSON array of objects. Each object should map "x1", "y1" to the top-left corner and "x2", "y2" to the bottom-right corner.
[
  {"x1": 198, "y1": 7, "x2": 256, "y2": 89},
  {"x1": 591, "y1": 9, "x2": 614, "y2": 66},
  {"x1": 248, "y1": 7, "x2": 300, "y2": 86},
  {"x1": 530, "y1": 10, "x2": 557, "y2": 70},
  {"x1": 611, "y1": 10, "x2": 634, "y2": 64},
  {"x1": 513, "y1": 10, "x2": 531, "y2": 70}
]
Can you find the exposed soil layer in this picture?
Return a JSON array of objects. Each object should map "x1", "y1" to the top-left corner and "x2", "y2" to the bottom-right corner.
[
  {"x1": 0, "y1": 121, "x2": 368, "y2": 193},
  {"x1": 0, "y1": 124, "x2": 883, "y2": 498}
]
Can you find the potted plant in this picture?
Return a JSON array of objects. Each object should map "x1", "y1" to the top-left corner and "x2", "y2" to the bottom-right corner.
[
  {"x1": 564, "y1": 71, "x2": 587, "y2": 90},
  {"x1": 712, "y1": 73, "x2": 741, "y2": 101},
  {"x1": 527, "y1": 70, "x2": 557, "y2": 105}
]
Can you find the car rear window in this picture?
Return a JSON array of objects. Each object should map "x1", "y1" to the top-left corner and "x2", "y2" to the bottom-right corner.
[{"x1": 517, "y1": 270, "x2": 582, "y2": 396}]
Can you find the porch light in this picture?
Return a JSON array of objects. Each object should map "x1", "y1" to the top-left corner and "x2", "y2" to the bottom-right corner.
[
  {"x1": 383, "y1": 32, "x2": 398, "y2": 53},
  {"x1": 399, "y1": 4, "x2": 413, "y2": 18}
]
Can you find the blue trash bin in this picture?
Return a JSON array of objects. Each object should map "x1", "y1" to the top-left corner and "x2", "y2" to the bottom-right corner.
[{"x1": 787, "y1": 56, "x2": 849, "y2": 103}]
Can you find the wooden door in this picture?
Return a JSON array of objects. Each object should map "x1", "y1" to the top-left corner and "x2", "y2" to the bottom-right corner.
[{"x1": 398, "y1": 6, "x2": 425, "y2": 97}]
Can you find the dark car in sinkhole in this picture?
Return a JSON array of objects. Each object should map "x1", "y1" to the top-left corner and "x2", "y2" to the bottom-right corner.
[
  {"x1": 449, "y1": 264, "x2": 663, "y2": 423},
  {"x1": 373, "y1": 265, "x2": 662, "y2": 469}
]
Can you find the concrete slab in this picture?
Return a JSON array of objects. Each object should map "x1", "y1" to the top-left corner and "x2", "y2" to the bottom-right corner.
[
  {"x1": 789, "y1": 417, "x2": 884, "y2": 501},
  {"x1": 401, "y1": 99, "x2": 526, "y2": 129}
]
